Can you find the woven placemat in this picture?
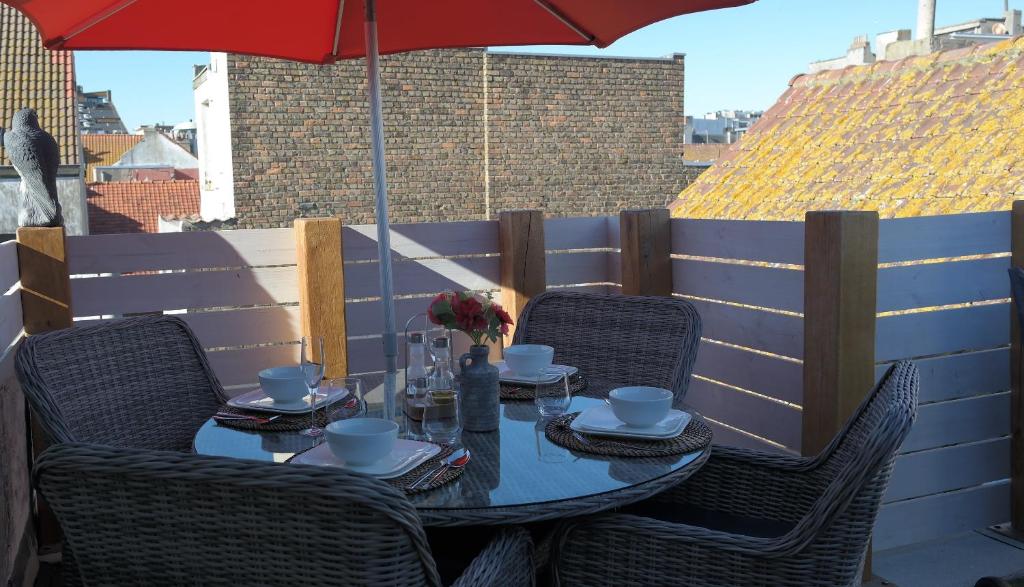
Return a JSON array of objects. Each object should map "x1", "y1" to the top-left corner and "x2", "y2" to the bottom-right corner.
[
  {"x1": 500, "y1": 372, "x2": 588, "y2": 401},
  {"x1": 545, "y1": 411, "x2": 712, "y2": 457},
  {"x1": 215, "y1": 396, "x2": 361, "y2": 432},
  {"x1": 386, "y1": 444, "x2": 466, "y2": 495}
]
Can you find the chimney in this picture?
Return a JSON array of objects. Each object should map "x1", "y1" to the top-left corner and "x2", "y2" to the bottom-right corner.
[
  {"x1": 1007, "y1": 9, "x2": 1022, "y2": 37},
  {"x1": 916, "y1": 0, "x2": 936, "y2": 41}
]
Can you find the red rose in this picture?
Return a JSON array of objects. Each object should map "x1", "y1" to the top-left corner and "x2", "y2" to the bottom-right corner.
[{"x1": 494, "y1": 305, "x2": 513, "y2": 325}]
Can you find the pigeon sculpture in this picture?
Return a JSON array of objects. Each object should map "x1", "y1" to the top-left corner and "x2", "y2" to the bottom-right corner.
[{"x1": 3, "y1": 108, "x2": 62, "y2": 227}]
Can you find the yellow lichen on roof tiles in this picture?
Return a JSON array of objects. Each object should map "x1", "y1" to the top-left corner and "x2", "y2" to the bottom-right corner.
[
  {"x1": 82, "y1": 134, "x2": 143, "y2": 181},
  {"x1": 673, "y1": 36, "x2": 1024, "y2": 220},
  {"x1": 0, "y1": 5, "x2": 78, "y2": 166}
]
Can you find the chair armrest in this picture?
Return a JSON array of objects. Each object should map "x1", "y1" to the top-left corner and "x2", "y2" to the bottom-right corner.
[
  {"x1": 452, "y1": 527, "x2": 534, "y2": 587},
  {"x1": 649, "y1": 445, "x2": 824, "y2": 523},
  {"x1": 551, "y1": 513, "x2": 802, "y2": 586}
]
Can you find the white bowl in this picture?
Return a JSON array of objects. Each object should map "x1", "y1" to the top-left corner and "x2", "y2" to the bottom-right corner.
[
  {"x1": 258, "y1": 365, "x2": 314, "y2": 404},
  {"x1": 325, "y1": 418, "x2": 399, "y2": 466},
  {"x1": 504, "y1": 344, "x2": 554, "y2": 377},
  {"x1": 608, "y1": 387, "x2": 673, "y2": 428}
]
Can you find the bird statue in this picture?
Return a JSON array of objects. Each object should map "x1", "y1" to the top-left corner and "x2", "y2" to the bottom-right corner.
[{"x1": 3, "y1": 108, "x2": 62, "y2": 227}]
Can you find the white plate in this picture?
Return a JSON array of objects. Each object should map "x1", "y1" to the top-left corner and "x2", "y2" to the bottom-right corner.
[
  {"x1": 494, "y1": 361, "x2": 578, "y2": 385},
  {"x1": 227, "y1": 385, "x2": 350, "y2": 415},
  {"x1": 571, "y1": 405, "x2": 690, "y2": 440},
  {"x1": 290, "y1": 439, "x2": 441, "y2": 479}
]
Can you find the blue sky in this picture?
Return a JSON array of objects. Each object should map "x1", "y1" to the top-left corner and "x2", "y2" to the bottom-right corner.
[{"x1": 74, "y1": 0, "x2": 1014, "y2": 130}]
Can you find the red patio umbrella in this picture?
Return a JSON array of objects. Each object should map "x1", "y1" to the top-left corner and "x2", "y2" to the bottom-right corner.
[{"x1": 6, "y1": 0, "x2": 756, "y2": 413}]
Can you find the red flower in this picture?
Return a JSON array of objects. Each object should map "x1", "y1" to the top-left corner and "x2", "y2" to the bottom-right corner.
[
  {"x1": 427, "y1": 292, "x2": 451, "y2": 325},
  {"x1": 494, "y1": 305, "x2": 513, "y2": 326},
  {"x1": 453, "y1": 296, "x2": 483, "y2": 331}
]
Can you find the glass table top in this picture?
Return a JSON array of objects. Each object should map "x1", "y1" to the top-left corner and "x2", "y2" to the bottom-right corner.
[{"x1": 194, "y1": 373, "x2": 706, "y2": 516}]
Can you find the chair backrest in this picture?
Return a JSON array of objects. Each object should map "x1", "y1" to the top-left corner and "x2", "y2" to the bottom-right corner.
[
  {"x1": 34, "y1": 443, "x2": 443, "y2": 587},
  {"x1": 511, "y1": 291, "x2": 702, "y2": 404},
  {"x1": 16, "y1": 315, "x2": 224, "y2": 451},
  {"x1": 787, "y1": 361, "x2": 919, "y2": 570}
]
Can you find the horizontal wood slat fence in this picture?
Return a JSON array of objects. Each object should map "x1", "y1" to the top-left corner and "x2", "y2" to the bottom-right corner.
[{"x1": 0, "y1": 205, "x2": 1017, "y2": 585}]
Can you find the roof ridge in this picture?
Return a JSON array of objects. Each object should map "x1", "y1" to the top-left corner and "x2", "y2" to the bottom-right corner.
[{"x1": 791, "y1": 35, "x2": 1024, "y2": 88}]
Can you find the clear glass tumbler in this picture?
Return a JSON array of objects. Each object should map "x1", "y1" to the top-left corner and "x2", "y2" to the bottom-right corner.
[
  {"x1": 422, "y1": 388, "x2": 462, "y2": 445},
  {"x1": 535, "y1": 373, "x2": 571, "y2": 417}
]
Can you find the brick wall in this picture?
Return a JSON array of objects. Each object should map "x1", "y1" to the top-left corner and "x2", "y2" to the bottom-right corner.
[{"x1": 227, "y1": 49, "x2": 686, "y2": 228}]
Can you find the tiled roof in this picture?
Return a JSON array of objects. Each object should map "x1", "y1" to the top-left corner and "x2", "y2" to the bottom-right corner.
[
  {"x1": 672, "y1": 37, "x2": 1024, "y2": 220},
  {"x1": 87, "y1": 180, "x2": 200, "y2": 234},
  {"x1": 82, "y1": 134, "x2": 143, "y2": 180},
  {"x1": 0, "y1": 5, "x2": 78, "y2": 166}
]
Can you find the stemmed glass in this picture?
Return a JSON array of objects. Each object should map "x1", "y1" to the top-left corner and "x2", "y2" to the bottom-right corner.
[
  {"x1": 300, "y1": 336, "x2": 326, "y2": 438},
  {"x1": 535, "y1": 372, "x2": 571, "y2": 417}
]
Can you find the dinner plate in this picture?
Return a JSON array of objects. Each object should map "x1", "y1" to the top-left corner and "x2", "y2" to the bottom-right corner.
[
  {"x1": 290, "y1": 439, "x2": 441, "y2": 479},
  {"x1": 494, "y1": 361, "x2": 578, "y2": 385},
  {"x1": 227, "y1": 385, "x2": 350, "y2": 415},
  {"x1": 571, "y1": 405, "x2": 690, "y2": 440}
]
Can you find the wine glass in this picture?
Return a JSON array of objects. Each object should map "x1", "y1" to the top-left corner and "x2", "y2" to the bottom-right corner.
[
  {"x1": 300, "y1": 336, "x2": 326, "y2": 438},
  {"x1": 535, "y1": 372, "x2": 571, "y2": 417},
  {"x1": 324, "y1": 377, "x2": 364, "y2": 425},
  {"x1": 422, "y1": 387, "x2": 462, "y2": 445}
]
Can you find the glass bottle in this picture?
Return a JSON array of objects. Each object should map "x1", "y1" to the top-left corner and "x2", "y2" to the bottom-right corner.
[
  {"x1": 404, "y1": 332, "x2": 429, "y2": 425},
  {"x1": 423, "y1": 336, "x2": 462, "y2": 444}
]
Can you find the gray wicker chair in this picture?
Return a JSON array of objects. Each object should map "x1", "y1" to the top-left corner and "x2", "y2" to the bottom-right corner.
[
  {"x1": 511, "y1": 291, "x2": 701, "y2": 406},
  {"x1": 550, "y1": 360, "x2": 919, "y2": 587},
  {"x1": 16, "y1": 314, "x2": 225, "y2": 452},
  {"x1": 34, "y1": 442, "x2": 534, "y2": 587}
]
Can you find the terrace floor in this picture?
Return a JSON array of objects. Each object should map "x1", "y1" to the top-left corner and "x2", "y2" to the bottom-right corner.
[{"x1": 872, "y1": 527, "x2": 1024, "y2": 587}]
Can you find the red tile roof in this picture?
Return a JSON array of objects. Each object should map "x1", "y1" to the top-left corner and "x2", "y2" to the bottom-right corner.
[
  {"x1": 0, "y1": 5, "x2": 79, "y2": 166},
  {"x1": 87, "y1": 180, "x2": 200, "y2": 234},
  {"x1": 82, "y1": 134, "x2": 143, "y2": 180}
]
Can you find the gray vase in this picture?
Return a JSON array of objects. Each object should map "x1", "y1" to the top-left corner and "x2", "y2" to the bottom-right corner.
[{"x1": 458, "y1": 345, "x2": 500, "y2": 432}]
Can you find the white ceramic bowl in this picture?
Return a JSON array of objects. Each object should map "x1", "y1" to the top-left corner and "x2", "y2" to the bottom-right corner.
[
  {"x1": 258, "y1": 365, "x2": 314, "y2": 404},
  {"x1": 608, "y1": 387, "x2": 673, "y2": 428},
  {"x1": 325, "y1": 418, "x2": 399, "y2": 466},
  {"x1": 504, "y1": 344, "x2": 554, "y2": 377}
]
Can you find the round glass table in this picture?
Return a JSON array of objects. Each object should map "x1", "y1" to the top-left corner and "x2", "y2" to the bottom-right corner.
[{"x1": 193, "y1": 375, "x2": 709, "y2": 527}]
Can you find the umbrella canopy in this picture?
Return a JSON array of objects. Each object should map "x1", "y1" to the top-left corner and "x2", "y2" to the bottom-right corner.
[
  {"x1": 6, "y1": 0, "x2": 756, "y2": 419},
  {"x1": 15, "y1": 0, "x2": 755, "y2": 64}
]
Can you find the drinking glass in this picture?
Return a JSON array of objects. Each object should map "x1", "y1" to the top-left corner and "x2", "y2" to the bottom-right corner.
[
  {"x1": 422, "y1": 388, "x2": 462, "y2": 445},
  {"x1": 324, "y1": 377, "x2": 363, "y2": 425},
  {"x1": 535, "y1": 373, "x2": 571, "y2": 417},
  {"x1": 300, "y1": 336, "x2": 326, "y2": 437}
]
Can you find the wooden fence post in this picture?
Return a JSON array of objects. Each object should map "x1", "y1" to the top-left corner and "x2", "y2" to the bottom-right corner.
[
  {"x1": 802, "y1": 210, "x2": 879, "y2": 581},
  {"x1": 16, "y1": 226, "x2": 73, "y2": 552},
  {"x1": 17, "y1": 227, "x2": 71, "y2": 335},
  {"x1": 1011, "y1": 200, "x2": 1024, "y2": 531},
  {"x1": 295, "y1": 218, "x2": 348, "y2": 378},
  {"x1": 620, "y1": 209, "x2": 672, "y2": 296},
  {"x1": 499, "y1": 210, "x2": 545, "y2": 346}
]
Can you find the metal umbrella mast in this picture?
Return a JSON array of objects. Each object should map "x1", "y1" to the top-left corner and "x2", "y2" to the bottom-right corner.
[{"x1": 362, "y1": 0, "x2": 398, "y2": 417}]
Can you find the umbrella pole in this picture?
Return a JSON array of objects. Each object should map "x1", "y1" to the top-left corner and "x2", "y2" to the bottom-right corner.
[{"x1": 363, "y1": 0, "x2": 398, "y2": 419}]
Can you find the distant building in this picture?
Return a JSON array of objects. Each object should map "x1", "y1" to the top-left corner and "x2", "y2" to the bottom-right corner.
[
  {"x1": 0, "y1": 5, "x2": 87, "y2": 235},
  {"x1": 77, "y1": 88, "x2": 128, "y2": 134},
  {"x1": 810, "y1": 8, "x2": 1023, "y2": 72},
  {"x1": 194, "y1": 49, "x2": 689, "y2": 227},
  {"x1": 685, "y1": 110, "x2": 762, "y2": 145},
  {"x1": 83, "y1": 127, "x2": 198, "y2": 182}
]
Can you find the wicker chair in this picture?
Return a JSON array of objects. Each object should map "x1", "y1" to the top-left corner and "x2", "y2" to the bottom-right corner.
[
  {"x1": 16, "y1": 315, "x2": 224, "y2": 452},
  {"x1": 511, "y1": 291, "x2": 702, "y2": 406},
  {"x1": 34, "y1": 442, "x2": 534, "y2": 587},
  {"x1": 550, "y1": 360, "x2": 919, "y2": 587}
]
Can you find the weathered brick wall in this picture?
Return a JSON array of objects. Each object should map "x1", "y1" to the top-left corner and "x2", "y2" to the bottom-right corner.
[
  {"x1": 228, "y1": 50, "x2": 686, "y2": 227},
  {"x1": 487, "y1": 53, "x2": 686, "y2": 216}
]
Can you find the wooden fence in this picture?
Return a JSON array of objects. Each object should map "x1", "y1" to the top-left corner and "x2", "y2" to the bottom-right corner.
[{"x1": 0, "y1": 207, "x2": 1020, "y2": 584}]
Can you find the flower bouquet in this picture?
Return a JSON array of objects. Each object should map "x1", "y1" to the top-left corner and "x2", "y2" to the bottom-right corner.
[{"x1": 427, "y1": 291, "x2": 513, "y2": 432}]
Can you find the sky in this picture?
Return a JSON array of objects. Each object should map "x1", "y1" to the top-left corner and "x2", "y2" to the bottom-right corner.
[{"x1": 74, "y1": 0, "x2": 1016, "y2": 130}]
